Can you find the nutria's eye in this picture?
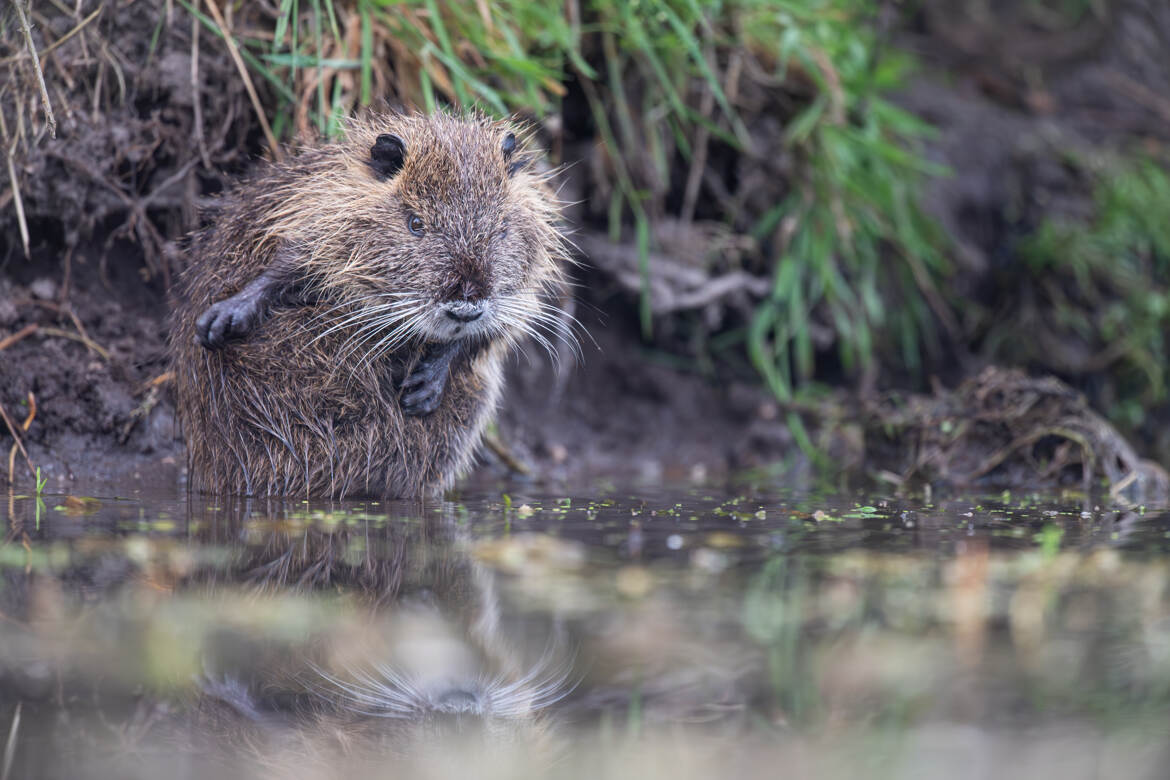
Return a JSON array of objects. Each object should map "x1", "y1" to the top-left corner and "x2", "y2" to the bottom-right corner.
[{"x1": 407, "y1": 214, "x2": 425, "y2": 236}]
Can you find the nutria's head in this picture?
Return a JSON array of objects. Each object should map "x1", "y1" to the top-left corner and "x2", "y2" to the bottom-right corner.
[{"x1": 263, "y1": 111, "x2": 568, "y2": 356}]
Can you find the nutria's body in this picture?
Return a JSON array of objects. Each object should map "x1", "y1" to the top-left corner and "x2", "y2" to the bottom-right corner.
[{"x1": 171, "y1": 112, "x2": 566, "y2": 497}]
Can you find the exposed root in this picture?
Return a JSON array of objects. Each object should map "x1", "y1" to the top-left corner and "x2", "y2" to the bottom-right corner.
[
  {"x1": 482, "y1": 431, "x2": 531, "y2": 476},
  {"x1": 0, "y1": 322, "x2": 110, "y2": 361},
  {"x1": 0, "y1": 396, "x2": 35, "y2": 483}
]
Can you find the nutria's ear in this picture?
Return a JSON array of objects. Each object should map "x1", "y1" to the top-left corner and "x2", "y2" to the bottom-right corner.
[
  {"x1": 502, "y1": 132, "x2": 527, "y2": 177},
  {"x1": 370, "y1": 134, "x2": 406, "y2": 180}
]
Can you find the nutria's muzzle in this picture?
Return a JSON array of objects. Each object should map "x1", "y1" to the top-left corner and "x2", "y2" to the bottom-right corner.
[{"x1": 443, "y1": 300, "x2": 484, "y2": 323}]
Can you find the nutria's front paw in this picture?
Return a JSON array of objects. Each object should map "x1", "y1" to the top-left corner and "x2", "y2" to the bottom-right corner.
[
  {"x1": 400, "y1": 344, "x2": 458, "y2": 417},
  {"x1": 196, "y1": 298, "x2": 261, "y2": 349}
]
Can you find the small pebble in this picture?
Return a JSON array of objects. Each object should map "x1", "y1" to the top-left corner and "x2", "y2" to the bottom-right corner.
[{"x1": 30, "y1": 278, "x2": 57, "y2": 301}]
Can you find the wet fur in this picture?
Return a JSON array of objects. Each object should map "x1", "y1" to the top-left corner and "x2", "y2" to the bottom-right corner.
[{"x1": 171, "y1": 112, "x2": 567, "y2": 497}]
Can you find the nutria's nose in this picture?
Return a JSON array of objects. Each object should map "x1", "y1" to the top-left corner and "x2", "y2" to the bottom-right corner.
[{"x1": 443, "y1": 301, "x2": 483, "y2": 323}]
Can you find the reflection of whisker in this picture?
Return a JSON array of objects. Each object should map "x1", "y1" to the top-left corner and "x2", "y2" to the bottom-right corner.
[
  {"x1": 306, "y1": 640, "x2": 576, "y2": 722},
  {"x1": 487, "y1": 638, "x2": 578, "y2": 719},
  {"x1": 306, "y1": 660, "x2": 419, "y2": 718}
]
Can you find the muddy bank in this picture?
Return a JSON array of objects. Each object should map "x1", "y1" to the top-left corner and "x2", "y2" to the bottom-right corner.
[
  {"x1": 1, "y1": 0, "x2": 1168, "y2": 495},
  {"x1": 0, "y1": 248, "x2": 800, "y2": 493},
  {"x1": 0, "y1": 249, "x2": 175, "y2": 489},
  {"x1": 5, "y1": 246, "x2": 1166, "y2": 504}
]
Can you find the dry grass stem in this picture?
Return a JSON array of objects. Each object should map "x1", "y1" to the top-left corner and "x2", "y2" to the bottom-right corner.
[
  {"x1": 202, "y1": 0, "x2": 283, "y2": 162},
  {"x1": 13, "y1": 0, "x2": 56, "y2": 138},
  {"x1": 0, "y1": 323, "x2": 109, "y2": 360},
  {"x1": 4, "y1": 139, "x2": 29, "y2": 258},
  {"x1": 191, "y1": 11, "x2": 211, "y2": 169}
]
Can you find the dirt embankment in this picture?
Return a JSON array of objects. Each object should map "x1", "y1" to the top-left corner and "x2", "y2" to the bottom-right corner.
[
  {"x1": 2, "y1": 1, "x2": 1169, "y2": 496},
  {"x1": 0, "y1": 254, "x2": 798, "y2": 492}
]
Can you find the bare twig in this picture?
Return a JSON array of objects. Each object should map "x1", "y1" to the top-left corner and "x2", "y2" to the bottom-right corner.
[
  {"x1": 0, "y1": 325, "x2": 37, "y2": 354},
  {"x1": 119, "y1": 386, "x2": 160, "y2": 444},
  {"x1": 575, "y1": 232, "x2": 770, "y2": 314},
  {"x1": 41, "y1": 4, "x2": 102, "y2": 60},
  {"x1": 142, "y1": 371, "x2": 175, "y2": 392},
  {"x1": 0, "y1": 322, "x2": 109, "y2": 360},
  {"x1": 203, "y1": 0, "x2": 283, "y2": 162},
  {"x1": 2, "y1": 151, "x2": 28, "y2": 259},
  {"x1": 64, "y1": 307, "x2": 97, "y2": 358},
  {"x1": 13, "y1": 1, "x2": 57, "y2": 138}
]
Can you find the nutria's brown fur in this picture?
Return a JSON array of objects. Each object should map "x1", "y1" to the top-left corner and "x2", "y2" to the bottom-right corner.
[{"x1": 171, "y1": 112, "x2": 568, "y2": 497}]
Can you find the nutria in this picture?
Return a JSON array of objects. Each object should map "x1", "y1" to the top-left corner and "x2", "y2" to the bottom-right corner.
[{"x1": 171, "y1": 112, "x2": 569, "y2": 497}]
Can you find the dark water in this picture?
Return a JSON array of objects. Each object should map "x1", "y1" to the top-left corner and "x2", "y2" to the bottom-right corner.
[{"x1": 2, "y1": 484, "x2": 1170, "y2": 779}]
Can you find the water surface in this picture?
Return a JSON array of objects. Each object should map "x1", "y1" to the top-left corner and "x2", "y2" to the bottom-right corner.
[{"x1": 2, "y1": 485, "x2": 1169, "y2": 779}]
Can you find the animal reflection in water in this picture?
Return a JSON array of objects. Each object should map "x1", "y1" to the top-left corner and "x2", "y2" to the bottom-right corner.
[{"x1": 184, "y1": 504, "x2": 572, "y2": 770}]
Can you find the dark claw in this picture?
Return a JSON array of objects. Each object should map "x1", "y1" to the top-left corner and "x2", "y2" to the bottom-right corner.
[
  {"x1": 399, "y1": 342, "x2": 459, "y2": 417},
  {"x1": 400, "y1": 358, "x2": 444, "y2": 390},
  {"x1": 402, "y1": 384, "x2": 445, "y2": 416},
  {"x1": 196, "y1": 298, "x2": 260, "y2": 349}
]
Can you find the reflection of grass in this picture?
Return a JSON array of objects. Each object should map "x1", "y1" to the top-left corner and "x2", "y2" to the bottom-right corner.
[
  {"x1": 740, "y1": 544, "x2": 1170, "y2": 731},
  {"x1": 743, "y1": 556, "x2": 818, "y2": 721}
]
